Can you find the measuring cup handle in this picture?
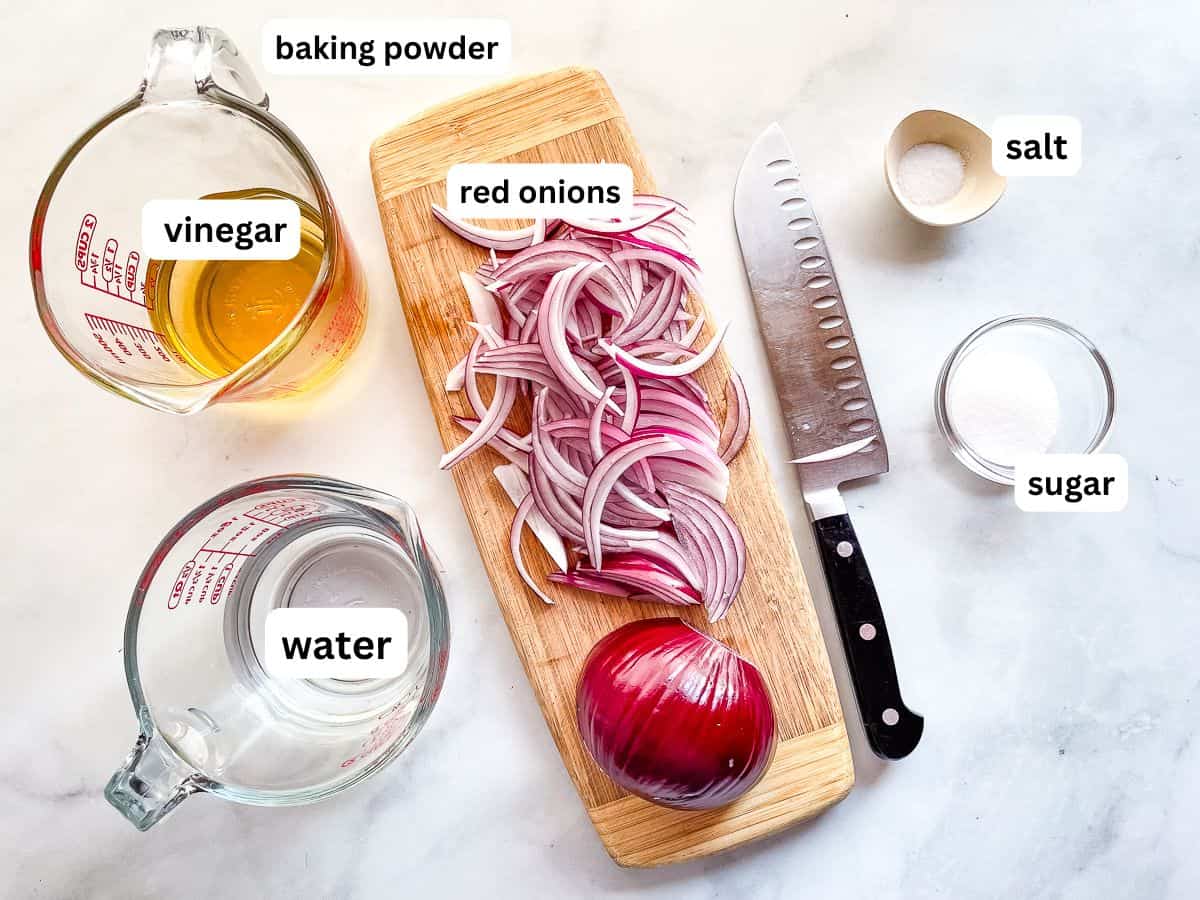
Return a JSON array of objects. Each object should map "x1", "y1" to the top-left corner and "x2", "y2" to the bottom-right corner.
[
  {"x1": 105, "y1": 729, "x2": 202, "y2": 831},
  {"x1": 140, "y1": 26, "x2": 269, "y2": 109}
]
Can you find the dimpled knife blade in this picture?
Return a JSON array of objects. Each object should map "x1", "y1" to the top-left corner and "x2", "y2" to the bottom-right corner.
[
  {"x1": 734, "y1": 122, "x2": 923, "y2": 761},
  {"x1": 733, "y1": 122, "x2": 888, "y2": 493}
]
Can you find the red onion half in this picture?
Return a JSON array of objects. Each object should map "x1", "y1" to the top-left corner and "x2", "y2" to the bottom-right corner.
[{"x1": 576, "y1": 618, "x2": 776, "y2": 810}]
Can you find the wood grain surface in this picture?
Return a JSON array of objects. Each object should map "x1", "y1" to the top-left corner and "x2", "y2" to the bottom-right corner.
[{"x1": 370, "y1": 67, "x2": 853, "y2": 867}]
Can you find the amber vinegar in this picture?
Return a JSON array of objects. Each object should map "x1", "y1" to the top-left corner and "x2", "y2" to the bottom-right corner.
[{"x1": 147, "y1": 188, "x2": 325, "y2": 378}]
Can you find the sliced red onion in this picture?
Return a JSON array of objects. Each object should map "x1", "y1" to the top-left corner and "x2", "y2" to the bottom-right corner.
[
  {"x1": 589, "y1": 387, "x2": 616, "y2": 462},
  {"x1": 663, "y1": 482, "x2": 747, "y2": 622},
  {"x1": 558, "y1": 205, "x2": 674, "y2": 235},
  {"x1": 432, "y1": 205, "x2": 551, "y2": 251},
  {"x1": 571, "y1": 556, "x2": 700, "y2": 607},
  {"x1": 625, "y1": 533, "x2": 701, "y2": 588},
  {"x1": 534, "y1": 395, "x2": 666, "y2": 521},
  {"x1": 616, "y1": 366, "x2": 639, "y2": 435},
  {"x1": 459, "y1": 271, "x2": 504, "y2": 331},
  {"x1": 598, "y1": 321, "x2": 730, "y2": 379},
  {"x1": 615, "y1": 273, "x2": 682, "y2": 345},
  {"x1": 538, "y1": 263, "x2": 617, "y2": 405},
  {"x1": 610, "y1": 247, "x2": 704, "y2": 296},
  {"x1": 494, "y1": 464, "x2": 568, "y2": 571},
  {"x1": 460, "y1": 325, "x2": 494, "y2": 418},
  {"x1": 718, "y1": 372, "x2": 750, "y2": 464},
  {"x1": 510, "y1": 493, "x2": 556, "y2": 605},
  {"x1": 491, "y1": 240, "x2": 635, "y2": 318},
  {"x1": 433, "y1": 192, "x2": 752, "y2": 618},
  {"x1": 452, "y1": 418, "x2": 531, "y2": 453},
  {"x1": 550, "y1": 551, "x2": 699, "y2": 607},
  {"x1": 581, "y1": 434, "x2": 687, "y2": 566},
  {"x1": 440, "y1": 333, "x2": 516, "y2": 470},
  {"x1": 606, "y1": 232, "x2": 699, "y2": 269},
  {"x1": 676, "y1": 313, "x2": 706, "y2": 349},
  {"x1": 451, "y1": 416, "x2": 529, "y2": 471},
  {"x1": 547, "y1": 570, "x2": 634, "y2": 599},
  {"x1": 445, "y1": 354, "x2": 467, "y2": 391},
  {"x1": 644, "y1": 373, "x2": 708, "y2": 406},
  {"x1": 637, "y1": 388, "x2": 719, "y2": 443},
  {"x1": 530, "y1": 454, "x2": 660, "y2": 548}
]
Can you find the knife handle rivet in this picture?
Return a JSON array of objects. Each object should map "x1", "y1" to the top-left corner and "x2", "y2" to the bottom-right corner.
[
  {"x1": 882, "y1": 708, "x2": 900, "y2": 727},
  {"x1": 858, "y1": 623, "x2": 876, "y2": 641},
  {"x1": 836, "y1": 540, "x2": 855, "y2": 558}
]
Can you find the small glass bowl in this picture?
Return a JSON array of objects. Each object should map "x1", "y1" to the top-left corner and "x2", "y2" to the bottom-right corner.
[{"x1": 934, "y1": 316, "x2": 1115, "y2": 484}]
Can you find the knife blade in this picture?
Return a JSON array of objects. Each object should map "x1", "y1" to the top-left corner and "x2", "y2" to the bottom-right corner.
[{"x1": 734, "y1": 122, "x2": 923, "y2": 760}]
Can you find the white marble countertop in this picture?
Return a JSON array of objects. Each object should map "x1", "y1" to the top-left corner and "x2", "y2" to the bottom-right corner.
[{"x1": 3, "y1": 1, "x2": 1197, "y2": 897}]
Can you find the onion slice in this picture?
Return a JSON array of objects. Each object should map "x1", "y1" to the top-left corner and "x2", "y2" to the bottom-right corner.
[
  {"x1": 717, "y1": 372, "x2": 750, "y2": 464},
  {"x1": 598, "y1": 321, "x2": 731, "y2": 379},
  {"x1": 510, "y1": 493, "x2": 556, "y2": 605},
  {"x1": 494, "y1": 464, "x2": 568, "y2": 571},
  {"x1": 445, "y1": 354, "x2": 467, "y2": 391},
  {"x1": 459, "y1": 271, "x2": 504, "y2": 331},
  {"x1": 432, "y1": 205, "x2": 550, "y2": 251},
  {"x1": 582, "y1": 435, "x2": 686, "y2": 566},
  {"x1": 663, "y1": 482, "x2": 747, "y2": 622}
]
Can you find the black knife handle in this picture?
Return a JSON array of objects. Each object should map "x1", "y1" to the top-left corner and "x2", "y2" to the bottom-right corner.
[{"x1": 813, "y1": 513, "x2": 923, "y2": 760}]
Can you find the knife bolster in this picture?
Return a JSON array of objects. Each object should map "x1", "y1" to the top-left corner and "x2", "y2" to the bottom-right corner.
[{"x1": 804, "y1": 485, "x2": 847, "y2": 520}]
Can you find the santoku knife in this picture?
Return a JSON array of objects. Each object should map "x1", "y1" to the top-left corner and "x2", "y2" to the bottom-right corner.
[{"x1": 734, "y1": 123, "x2": 923, "y2": 760}]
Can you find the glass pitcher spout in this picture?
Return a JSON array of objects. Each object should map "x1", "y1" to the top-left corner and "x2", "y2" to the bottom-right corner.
[{"x1": 106, "y1": 726, "x2": 204, "y2": 831}]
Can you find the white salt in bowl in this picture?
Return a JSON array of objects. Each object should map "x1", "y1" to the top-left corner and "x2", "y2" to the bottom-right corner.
[
  {"x1": 885, "y1": 110, "x2": 1006, "y2": 226},
  {"x1": 934, "y1": 316, "x2": 1115, "y2": 484}
]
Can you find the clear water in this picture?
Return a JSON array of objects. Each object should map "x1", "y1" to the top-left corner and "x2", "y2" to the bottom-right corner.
[{"x1": 226, "y1": 521, "x2": 431, "y2": 730}]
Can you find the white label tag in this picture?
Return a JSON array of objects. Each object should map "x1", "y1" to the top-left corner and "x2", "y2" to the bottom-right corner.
[
  {"x1": 263, "y1": 18, "x2": 511, "y2": 75},
  {"x1": 991, "y1": 115, "x2": 1082, "y2": 176},
  {"x1": 446, "y1": 163, "x2": 633, "y2": 219},
  {"x1": 1014, "y1": 453, "x2": 1128, "y2": 512},
  {"x1": 141, "y1": 199, "x2": 300, "y2": 261},
  {"x1": 264, "y1": 608, "x2": 409, "y2": 680}
]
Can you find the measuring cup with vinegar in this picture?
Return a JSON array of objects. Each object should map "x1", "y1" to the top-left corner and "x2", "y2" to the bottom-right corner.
[{"x1": 30, "y1": 27, "x2": 367, "y2": 413}]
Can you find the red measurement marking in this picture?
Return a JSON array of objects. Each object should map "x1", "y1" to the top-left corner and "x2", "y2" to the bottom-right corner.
[
  {"x1": 102, "y1": 239, "x2": 118, "y2": 282},
  {"x1": 75, "y1": 214, "x2": 97, "y2": 272},
  {"x1": 80, "y1": 272, "x2": 147, "y2": 307},
  {"x1": 91, "y1": 331, "x2": 126, "y2": 366},
  {"x1": 74, "y1": 213, "x2": 147, "y2": 307},
  {"x1": 85, "y1": 312, "x2": 188, "y2": 367},
  {"x1": 210, "y1": 562, "x2": 235, "y2": 606},
  {"x1": 240, "y1": 513, "x2": 284, "y2": 527},
  {"x1": 84, "y1": 313, "x2": 164, "y2": 343},
  {"x1": 125, "y1": 251, "x2": 140, "y2": 293},
  {"x1": 165, "y1": 501, "x2": 329, "y2": 613},
  {"x1": 168, "y1": 560, "x2": 196, "y2": 610}
]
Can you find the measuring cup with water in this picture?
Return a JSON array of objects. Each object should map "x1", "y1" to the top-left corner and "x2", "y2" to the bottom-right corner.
[
  {"x1": 106, "y1": 476, "x2": 449, "y2": 830},
  {"x1": 30, "y1": 27, "x2": 367, "y2": 413}
]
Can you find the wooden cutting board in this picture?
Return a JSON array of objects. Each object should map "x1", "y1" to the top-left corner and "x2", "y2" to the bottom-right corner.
[{"x1": 370, "y1": 67, "x2": 853, "y2": 867}]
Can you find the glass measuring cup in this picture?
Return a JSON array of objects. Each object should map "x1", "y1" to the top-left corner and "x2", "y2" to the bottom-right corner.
[
  {"x1": 106, "y1": 476, "x2": 449, "y2": 830},
  {"x1": 30, "y1": 27, "x2": 367, "y2": 413}
]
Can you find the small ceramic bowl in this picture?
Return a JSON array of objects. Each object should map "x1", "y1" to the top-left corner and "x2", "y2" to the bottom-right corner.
[
  {"x1": 934, "y1": 316, "x2": 1115, "y2": 484},
  {"x1": 885, "y1": 110, "x2": 1007, "y2": 226}
]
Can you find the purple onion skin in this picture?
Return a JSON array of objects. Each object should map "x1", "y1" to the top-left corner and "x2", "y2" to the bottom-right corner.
[{"x1": 576, "y1": 618, "x2": 777, "y2": 810}]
